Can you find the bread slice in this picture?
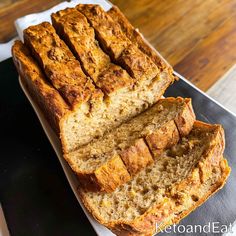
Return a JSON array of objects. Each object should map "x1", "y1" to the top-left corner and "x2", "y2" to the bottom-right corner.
[
  {"x1": 65, "y1": 97, "x2": 195, "y2": 192},
  {"x1": 78, "y1": 121, "x2": 230, "y2": 235},
  {"x1": 12, "y1": 4, "x2": 175, "y2": 154}
]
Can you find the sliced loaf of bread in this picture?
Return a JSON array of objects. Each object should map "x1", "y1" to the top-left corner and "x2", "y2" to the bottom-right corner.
[
  {"x1": 78, "y1": 121, "x2": 230, "y2": 235},
  {"x1": 13, "y1": 4, "x2": 175, "y2": 154},
  {"x1": 65, "y1": 97, "x2": 195, "y2": 192}
]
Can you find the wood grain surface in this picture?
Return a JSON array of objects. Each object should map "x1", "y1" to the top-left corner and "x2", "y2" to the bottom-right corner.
[
  {"x1": 0, "y1": 0, "x2": 62, "y2": 42},
  {"x1": 1, "y1": 0, "x2": 236, "y2": 91}
]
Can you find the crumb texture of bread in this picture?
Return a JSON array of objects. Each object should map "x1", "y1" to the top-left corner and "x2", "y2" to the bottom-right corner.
[
  {"x1": 65, "y1": 97, "x2": 195, "y2": 192},
  {"x1": 78, "y1": 121, "x2": 230, "y2": 235}
]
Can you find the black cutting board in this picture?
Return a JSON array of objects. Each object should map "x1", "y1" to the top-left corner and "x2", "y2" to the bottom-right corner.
[{"x1": 1, "y1": 58, "x2": 236, "y2": 236}]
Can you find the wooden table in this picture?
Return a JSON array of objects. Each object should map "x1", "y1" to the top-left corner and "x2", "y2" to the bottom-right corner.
[{"x1": 0, "y1": 0, "x2": 236, "y2": 92}]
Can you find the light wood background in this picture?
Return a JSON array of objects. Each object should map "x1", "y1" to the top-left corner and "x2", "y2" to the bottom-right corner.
[{"x1": 0, "y1": 0, "x2": 236, "y2": 92}]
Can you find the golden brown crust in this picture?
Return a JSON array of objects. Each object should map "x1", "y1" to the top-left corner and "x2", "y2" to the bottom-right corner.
[
  {"x1": 51, "y1": 8, "x2": 134, "y2": 95},
  {"x1": 107, "y1": 6, "x2": 177, "y2": 83},
  {"x1": 174, "y1": 98, "x2": 196, "y2": 136},
  {"x1": 120, "y1": 139, "x2": 154, "y2": 176},
  {"x1": 76, "y1": 4, "x2": 130, "y2": 60},
  {"x1": 145, "y1": 120, "x2": 180, "y2": 157},
  {"x1": 117, "y1": 44, "x2": 158, "y2": 83},
  {"x1": 107, "y1": 6, "x2": 171, "y2": 73},
  {"x1": 76, "y1": 4, "x2": 160, "y2": 85},
  {"x1": 12, "y1": 40, "x2": 69, "y2": 133},
  {"x1": 13, "y1": 4, "x2": 176, "y2": 154},
  {"x1": 78, "y1": 121, "x2": 230, "y2": 236},
  {"x1": 96, "y1": 63, "x2": 133, "y2": 95},
  {"x1": 95, "y1": 154, "x2": 131, "y2": 192},
  {"x1": 23, "y1": 21, "x2": 101, "y2": 108},
  {"x1": 51, "y1": 8, "x2": 110, "y2": 81}
]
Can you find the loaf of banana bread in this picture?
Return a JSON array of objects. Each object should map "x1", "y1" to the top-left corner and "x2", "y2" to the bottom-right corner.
[{"x1": 12, "y1": 5, "x2": 175, "y2": 154}]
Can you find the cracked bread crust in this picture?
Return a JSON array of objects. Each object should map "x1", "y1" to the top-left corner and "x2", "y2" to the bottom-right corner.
[
  {"x1": 12, "y1": 40, "x2": 69, "y2": 133},
  {"x1": 117, "y1": 44, "x2": 158, "y2": 83},
  {"x1": 23, "y1": 22, "x2": 101, "y2": 108},
  {"x1": 78, "y1": 121, "x2": 230, "y2": 236},
  {"x1": 107, "y1": 6, "x2": 172, "y2": 73},
  {"x1": 95, "y1": 64, "x2": 133, "y2": 94},
  {"x1": 51, "y1": 8, "x2": 134, "y2": 95},
  {"x1": 76, "y1": 4, "x2": 161, "y2": 84},
  {"x1": 51, "y1": 8, "x2": 110, "y2": 81},
  {"x1": 76, "y1": 4, "x2": 130, "y2": 60}
]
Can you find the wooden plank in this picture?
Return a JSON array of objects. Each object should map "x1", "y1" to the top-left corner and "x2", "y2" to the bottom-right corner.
[
  {"x1": 175, "y1": 14, "x2": 236, "y2": 91},
  {"x1": 0, "y1": 0, "x2": 63, "y2": 43},
  {"x1": 207, "y1": 64, "x2": 236, "y2": 115}
]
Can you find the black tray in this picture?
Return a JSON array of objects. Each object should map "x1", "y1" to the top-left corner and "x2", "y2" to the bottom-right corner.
[{"x1": 0, "y1": 58, "x2": 236, "y2": 236}]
